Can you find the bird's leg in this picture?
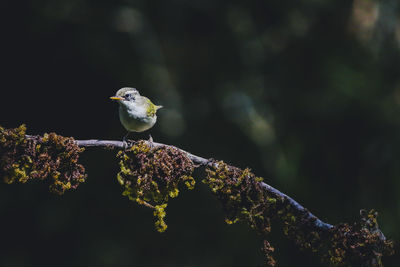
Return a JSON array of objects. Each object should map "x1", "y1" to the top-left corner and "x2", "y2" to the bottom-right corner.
[
  {"x1": 122, "y1": 132, "x2": 130, "y2": 150},
  {"x1": 148, "y1": 134, "x2": 154, "y2": 149},
  {"x1": 123, "y1": 131, "x2": 130, "y2": 142}
]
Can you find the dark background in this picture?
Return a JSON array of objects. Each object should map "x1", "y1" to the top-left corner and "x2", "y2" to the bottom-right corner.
[{"x1": 1, "y1": 0, "x2": 400, "y2": 266}]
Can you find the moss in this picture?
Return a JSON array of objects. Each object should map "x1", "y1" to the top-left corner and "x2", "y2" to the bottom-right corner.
[
  {"x1": 154, "y1": 204, "x2": 168, "y2": 232},
  {"x1": 116, "y1": 141, "x2": 195, "y2": 232},
  {"x1": 204, "y1": 160, "x2": 394, "y2": 266},
  {"x1": 0, "y1": 125, "x2": 393, "y2": 266},
  {"x1": 204, "y1": 161, "x2": 278, "y2": 264},
  {"x1": 0, "y1": 125, "x2": 87, "y2": 194},
  {"x1": 324, "y1": 210, "x2": 394, "y2": 266},
  {"x1": 261, "y1": 240, "x2": 276, "y2": 266},
  {"x1": 204, "y1": 161, "x2": 275, "y2": 232}
]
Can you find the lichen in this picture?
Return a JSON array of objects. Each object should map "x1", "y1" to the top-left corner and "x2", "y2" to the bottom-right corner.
[
  {"x1": 325, "y1": 210, "x2": 394, "y2": 266},
  {"x1": 0, "y1": 125, "x2": 394, "y2": 266},
  {"x1": 204, "y1": 160, "x2": 394, "y2": 266},
  {"x1": 0, "y1": 125, "x2": 87, "y2": 194},
  {"x1": 261, "y1": 240, "x2": 276, "y2": 266},
  {"x1": 203, "y1": 161, "x2": 274, "y2": 233},
  {"x1": 204, "y1": 161, "x2": 279, "y2": 264},
  {"x1": 116, "y1": 141, "x2": 195, "y2": 232}
]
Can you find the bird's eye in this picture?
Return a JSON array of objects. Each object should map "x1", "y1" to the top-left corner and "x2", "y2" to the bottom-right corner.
[{"x1": 125, "y1": 93, "x2": 131, "y2": 99}]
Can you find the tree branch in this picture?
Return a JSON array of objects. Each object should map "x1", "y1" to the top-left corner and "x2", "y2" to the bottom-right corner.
[
  {"x1": 12, "y1": 132, "x2": 391, "y2": 265},
  {"x1": 56, "y1": 137, "x2": 333, "y2": 231}
]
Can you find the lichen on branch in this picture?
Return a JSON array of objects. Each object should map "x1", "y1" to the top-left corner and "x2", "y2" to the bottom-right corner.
[
  {"x1": 204, "y1": 160, "x2": 394, "y2": 266},
  {"x1": 203, "y1": 160, "x2": 280, "y2": 265},
  {"x1": 116, "y1": 141, "x2": 195, "y2": 232},
  {"x1": 0, "y1": 125, "x2": 394, "y2": 266},
  {"x1": 0, "y1": 125, "x2": 87, "y2": 194},
  {"x1": 326, "y1": 210, "x2": 394, "y2": 266}
]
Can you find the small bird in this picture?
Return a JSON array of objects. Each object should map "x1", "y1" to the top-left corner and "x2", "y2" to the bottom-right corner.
[{"x1": 110, "y1": 87, "x2": 162, "y2": 141}]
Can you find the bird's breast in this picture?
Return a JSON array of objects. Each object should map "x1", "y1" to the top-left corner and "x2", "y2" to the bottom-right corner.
[{"x1": 119, "y1": 106, "x2": 156, "y2": 132}]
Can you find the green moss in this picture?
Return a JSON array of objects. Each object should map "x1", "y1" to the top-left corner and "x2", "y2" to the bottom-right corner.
[
  {"x1": 0, "y1": 125, "x2": 87, "y2": 194},
  {"x1": 116, "y1": 141, "x2": 195, "y2": 232},
  {"x1": 203, "y1": 161, "x2": 273, "y2": 232},
  {"x1": 204, "y1": 160, "x2": 394, "y2": 266},
  {"x1": 324, "y1": 210, "x2": 394, "y2": 266},
  {"x1": 154, "y1": 204, "x2": 168, "y2": 232}
]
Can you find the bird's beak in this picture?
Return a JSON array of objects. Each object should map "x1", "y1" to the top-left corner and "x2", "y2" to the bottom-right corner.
[{"x1": 110, "y1": 96, "x2": 124, "y2": 100}]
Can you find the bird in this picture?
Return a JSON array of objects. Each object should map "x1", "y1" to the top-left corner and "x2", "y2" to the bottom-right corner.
[{"x1": 110, "y1": 87, "x2": 162, "y2": 142}]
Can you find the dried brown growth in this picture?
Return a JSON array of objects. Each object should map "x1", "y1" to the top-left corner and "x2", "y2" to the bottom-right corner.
[
  {"x1": 261, "y1": 240, "x2": 276, "y2": 266},
  {"x1": 204, "y1": 161, "x2": 280, "y2": 264},
  {"x1": 0, "y1": 125, "x2": 87, "y2": 194},
  {"x1": 204, "y1": 161, "x2": 274, "y2": 230},
  {"x1": 0, "y1": 125, "x2": 394, "y2": 266},
  {"x1": 117, "y1": 141, "x2": 195, "y2": 232},
  {"x1": 204, "y1": 161, "x2": 394, "y2": 266},
  {"x1": 326, "y1": 210, "x2": 394, "y2": 266}
]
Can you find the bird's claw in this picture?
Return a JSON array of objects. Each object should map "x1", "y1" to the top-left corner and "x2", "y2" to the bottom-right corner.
[
  {"x1": 122, "y1": 135, "x2": 135, "y2": 150},
  {"x1": 122, "y1": 140, "x2": 128, "y2": 150},
  {"x1": 122, "y1": 132, "x2": 133, "y2": 150}
]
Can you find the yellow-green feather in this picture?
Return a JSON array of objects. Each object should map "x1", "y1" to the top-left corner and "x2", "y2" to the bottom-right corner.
[{"x1": 145, "y1": 98, "x2": 161, "y2": 117}]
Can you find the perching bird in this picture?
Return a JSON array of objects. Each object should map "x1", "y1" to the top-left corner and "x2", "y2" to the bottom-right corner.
[{"x1": 110, "y1": 87, "x2": 162, "y2": 141}]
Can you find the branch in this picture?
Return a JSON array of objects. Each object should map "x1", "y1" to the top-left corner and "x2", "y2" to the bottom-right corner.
[
  {"x1": 59, "y1": 137, "x2": 333, "y2": 231},
  {"x1": 63, "y1": 138, "x2": 395, "y2": 266},
  {"x1": 1, "y1": 129, "x2": 389, "y2": 266},
  {"x1": 76, "y1": 139, "x2": 210, "y2": 168}
]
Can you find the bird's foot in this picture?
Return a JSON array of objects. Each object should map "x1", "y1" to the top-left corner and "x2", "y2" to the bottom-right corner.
[
  {"x1": 122, "y1": 135, "x2": 128, "y2": 150},
  {"x1": 122, "y1": 140, "x2": 128, "y2": 150},
  {"x1": 122, "y1": 135, "x2": 135, "y2": 150},
  {"x1": 148, "y1": 134, "x2": 154, "y2": 149}
]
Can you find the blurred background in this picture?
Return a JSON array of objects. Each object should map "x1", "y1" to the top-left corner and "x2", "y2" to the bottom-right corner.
[{"x1": 1, "y1": 0, "x2": 400, "y2": 266}]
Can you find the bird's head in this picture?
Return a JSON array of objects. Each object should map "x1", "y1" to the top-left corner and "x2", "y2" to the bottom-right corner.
[
  {"x1": 110, "y1": 87, "x2": 163, "y2": 115},
  {"x1": 110, "y1": 87, "x2": 140, "y2": 104}
]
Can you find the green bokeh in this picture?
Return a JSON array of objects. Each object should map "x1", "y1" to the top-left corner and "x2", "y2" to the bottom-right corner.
[{"x1": 1, "y1": 0, "x2": 399, "y2": 266}]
